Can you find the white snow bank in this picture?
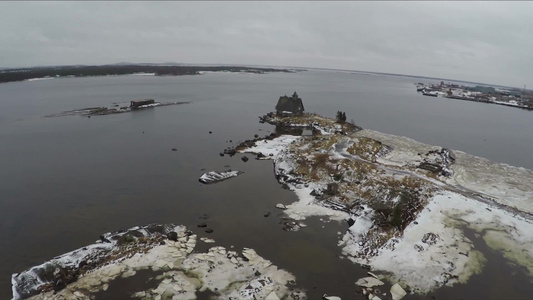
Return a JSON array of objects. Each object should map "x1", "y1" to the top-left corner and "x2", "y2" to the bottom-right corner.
[
  {"x1": 341, "y1": 191, "x2": 533, "y2": 293},
  {"x1": 448, "y1": 151, "x2": 533, "y2": 215},
  {"x1": 25, "y1": 77, "x2": 54, "y2": 82},
  {"x1": 285, "y1": 187, "x2": 349, "y2": 222},
  {"x1": 354, "y1": 129, "x2": 436, "y2": 167},
  {"x1": 241, "y1": 135, "x2": 301, "y2": 158}
]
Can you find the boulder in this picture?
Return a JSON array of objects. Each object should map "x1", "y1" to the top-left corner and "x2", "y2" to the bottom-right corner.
[
  {"x1": 276, "y1": 204, "x2": 287, "y2": 210},
  {"x1": 167, "y1": 232, "x2": 178, "y2": 241},
  {"x1": 355, "y1": 277, "x2": 384, "y2": 288},
  {"x1": 390, "y1": 283, "x2": 407, "y2": 300},
  {"x1": 322, "y1": 295, "x2": 341, "y2": 300},
  {"x1": 266, "y1": 291, "x2": 281, "y2": 300}
]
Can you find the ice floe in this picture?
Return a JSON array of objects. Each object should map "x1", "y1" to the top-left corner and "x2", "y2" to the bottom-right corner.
[
  {"x1": 198, "y1": 170, "x2": 243, "y2": 184},
  {"x1": 12, "y1": 224, "x2": 304, "y2": 300}
]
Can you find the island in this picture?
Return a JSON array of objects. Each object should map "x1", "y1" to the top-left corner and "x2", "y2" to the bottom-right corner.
[
  {"x1": 0, "y1": 64, "x2": 299, "y2": 84},
  {"x1": 237, "y1": 93, "x2": 533, "y2": 295}
]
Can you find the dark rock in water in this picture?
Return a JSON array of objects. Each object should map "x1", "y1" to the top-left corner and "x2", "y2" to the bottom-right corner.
[
  {"x1": 241, "y1": 156, "x2": 249, "y2": 162},
  {"x1": 254, "y1": 134, "x2": 259, "y2": 138},
  {"x1": 256, "y1": 153, "x2": 265, "y2": 159},
  {"x1": 223, "y1": 148, "x2": 237, "y2": 157},
  {"x1": 205, "y1": 228, "x2": 214, "y2": 233},
  {"x1": 219, "y1": 153, "x2": 224, "y2": 157},
  {"x1": 172, "y1": 148, "x2": 177, "y2": 151},
  {"x1": 160, "y1": 241, "x2": 166, "y2": 245},
  {"x1": 264, "y1": 212, "x2": 271, "y2": 217},
  {"x1": 167, "y1": 231, "x2": 178, "y2": 241},
  {"x1": 269, "y1": 153, "x2": 274, "y2": 157},
  {"x1": 197, "y1": 222, "x2": 207, "y2": 228},
  {"x1": 209, "y1": 131, "x2": 212, "y2": 134},
  {"x1": 347, "y1": 218, "x2": 355, "y2": 227},
  {"x1": 199, "y1": 170, "x2": 243, "y2": 184},
  {"x1": 99, "y1": 235, "x2": 110, "y2": 243}
]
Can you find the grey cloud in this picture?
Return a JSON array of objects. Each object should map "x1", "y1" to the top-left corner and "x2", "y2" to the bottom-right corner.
[{"x1": 0, "y1": 1, "x2": 532, "y2": 87}]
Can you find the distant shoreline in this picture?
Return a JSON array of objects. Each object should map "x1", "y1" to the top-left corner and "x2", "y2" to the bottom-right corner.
[{"x1": 0, "y1": 64, "x2": 298, "y2": 84}]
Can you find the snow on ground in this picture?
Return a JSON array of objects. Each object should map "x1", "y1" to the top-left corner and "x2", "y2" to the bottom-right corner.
[
  {"x1": 448, "y1": 151, "x2": 533, "y2": 215},
  {"x1": 341, "y1": 191, "x2": 533, "y2": 294},
  {"x1": 285, "y1": 187, "x2": 349, "y2": 222},
  {"x1": 243, "y1": 128, "x2": 533, "y2": 294},
  {"x1": 16, "y1": 225, "x2": 303, "y2": 300},
  {"x1": 25, "y1": 77, "x2": 54, "y2": 82},
  {"x1": 357, "y1": 129, "x2": 533, "y2": 215},
  {"x1": 241, "y1": 135, "x2": 301, "y2": 158},
  {"x1": 242, "y1": 136, "x2": 348, "y2": 222},
  {"x1": 353, "y1": 129, "x2": 436, "y2": 167}
]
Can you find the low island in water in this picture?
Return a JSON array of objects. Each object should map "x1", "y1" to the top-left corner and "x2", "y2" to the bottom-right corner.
[{"x1": 11, "y1": 93, "x2": 533, "y2": 300}]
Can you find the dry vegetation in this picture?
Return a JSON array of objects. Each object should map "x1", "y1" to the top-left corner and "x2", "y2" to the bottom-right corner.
[{"x1": 270, "y1": 113, "x2": 437, "y2": 255}]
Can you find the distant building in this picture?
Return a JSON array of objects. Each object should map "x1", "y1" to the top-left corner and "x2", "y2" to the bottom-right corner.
[
  {"x1": 275, "y1": 92, "x2": 304, "y2": 116},
  {"x1": 130, "y1": 99, "x2": 155, "y2": 109}
]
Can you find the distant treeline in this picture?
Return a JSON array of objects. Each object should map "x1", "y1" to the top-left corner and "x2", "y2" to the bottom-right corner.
[{"x1": 0, "y1": 65, "x2": 294, "y2": 84}]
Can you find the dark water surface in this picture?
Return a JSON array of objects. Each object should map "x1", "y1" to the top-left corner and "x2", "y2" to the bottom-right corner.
[{"x1": 1, "y1": 71, "x2": 532, "y2": 299}]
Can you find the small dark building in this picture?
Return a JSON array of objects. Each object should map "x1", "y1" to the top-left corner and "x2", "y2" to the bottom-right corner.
[
  {"x1": 275, "y1": 92, "x2": 305, "y2": 116},
  {"x1": 130, "y1": 99, "x2": 155, "y2": 109}
]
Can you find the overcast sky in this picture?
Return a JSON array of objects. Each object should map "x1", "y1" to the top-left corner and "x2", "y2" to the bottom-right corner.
[{"x1": 1, "y1": 1, "x2": 532, "y2": 87}]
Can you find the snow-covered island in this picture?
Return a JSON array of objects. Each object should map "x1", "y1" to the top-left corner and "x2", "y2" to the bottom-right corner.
[
  {"x1": 11, "y1": 224, "x2": 304, "y2": 300},
  {"x1": 240, "y1": 112, "x2": 533, "y2": 294}
]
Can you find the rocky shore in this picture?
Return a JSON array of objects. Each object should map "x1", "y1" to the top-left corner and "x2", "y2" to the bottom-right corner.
[
  {"x1": 12, "y1": 224, "x2": 303, "y2": 300},
  {"x1": 239, "y1": 112, "x2": 533, "y2": 294}
]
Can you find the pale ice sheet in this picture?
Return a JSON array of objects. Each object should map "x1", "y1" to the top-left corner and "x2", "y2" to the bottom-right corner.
[
  {"x1": 20, "y1": 226, "x2": 301, "y2": 300},
  {"x1": 341, "y1": 191, "x2": 533, "y2": 293}
]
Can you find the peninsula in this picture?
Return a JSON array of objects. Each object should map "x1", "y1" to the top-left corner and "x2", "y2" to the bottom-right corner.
[{"x1": 0, "y1": 64, "x2": 298, "y2": 84}]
